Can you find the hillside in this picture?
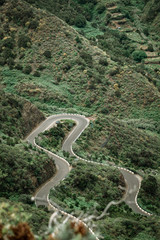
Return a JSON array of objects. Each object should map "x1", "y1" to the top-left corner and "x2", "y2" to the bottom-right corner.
[
  {"x1": 142, "y1": 0, "x2": 160, "y2": 35},
  {"x1": 0, "y1": 0, "x2": 160, "y2": 239}
]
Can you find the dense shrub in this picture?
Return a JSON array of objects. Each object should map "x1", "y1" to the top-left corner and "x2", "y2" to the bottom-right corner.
[
  {"x1": 33, "y1": 71, "x2": 41, "y2": 77},
  {"x1": 6, "y1": 5, "x2": 34, "y2": 26},
  {"x1": 115, "y1": 89, "x2": 121, "y2": 97},
  {"x1": 80, "y1": 51, "x2": 92, "y2": 66},
  {"x1": 109, "y1": 67, "x2": 119, "y2": 76},
  {"x1": 99, "y1": 57, "x2": 108, "y2": 66},
  {"x1": 75, "y1": 15, "x2": 86, "y2": 28},
  {"x1": 147, "y1": 43, "x2": 154, "y2": 52},
  {"x1": 0, "y1": 29, "x2": 4, "y2": 40},
  {"x1": 3, "y1": 23, "x2": 10, "y2": 33},
  {"x1": 2, "y1": 37, "x2": 15, "y2": 49},
  {"x1": 0, "y1": 0, "x2": 5, "y2": 5},
  {"x1": 97, "y1": 4, "x2": 106, "y2": 14},
  {"x1": 18, "y1": 34, "x2": 31, "y2": 48},
  {"x1": 25, "y1": 0, "x2": 35, "y2": 3},
  {"x1": 75, "y1": 36, "x2": 82, "y2": 43},
  {"x1": 83, "y1": 4, "x2": 93, "y2": 21},
  {"x1": 105, "y1": 13, "x2": 111, "y2": 25},
  {"x1": 62, "y1": 63, "x2": 71, "y2": 72},
  {"x1": 43, "y1": 50, "x2": 52, "y2": 58},
  {"x1": 101, "y1": 108, "x2": 109, "y2": 114},
  {"x1": 29, "y1": 19, "x2": 39, "y2": 29},
  {"x1": 7, "y1": 57, "x2": 15, "y2": 68},
  {"x1": 23, "y1": 65, "x2": 32, "y2": 74},
  {"x1": 15, "y1": 63, "x2": 23, "y2": 70},
  {"x1": 0, "y1": 57, "x2": 6, "y2": 66},
  {"x1": 78, "y1": 0, "x2": 97, "y2": 4},
  {"x1": 143, "y1": 27, "x2": 149, "y2": 36},
  {"x1": 2, "y1": 48, "x2": 15, "y2": 59},
  {"x1": 142, "y1": 175, "x2": 157, "y2": 195},
  {"x1": 132, "y1": 50, "x2": 147, "y2": 62},
  {"x1": 38, "y1": 64, "x2": 46, "y2": 70}
]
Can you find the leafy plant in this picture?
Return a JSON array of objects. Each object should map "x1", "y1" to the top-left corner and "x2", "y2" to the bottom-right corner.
[
  {"x1": 43, "y1": 50, "x2": 52, "y2": 58},
  {"x1": 18, "y1": 34, "x2": 31, "y2": 48},
  {"x1": 23, "y1": 65, "x2": 32, "y2": 74},
  {"x1": 75, "y1": 15, "x2": 86, "y2": 28},
  {"x1": 132, "y1": 50, "x2": 147, "y2": 62}
]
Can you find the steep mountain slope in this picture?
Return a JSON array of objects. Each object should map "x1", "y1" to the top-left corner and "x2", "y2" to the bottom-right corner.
[
  {"x1": 0, "y1": 0, "x2": 160, "y2": 239},
  {"x1": 142, "y1": 0, "x2": 160, "y2": 35}
]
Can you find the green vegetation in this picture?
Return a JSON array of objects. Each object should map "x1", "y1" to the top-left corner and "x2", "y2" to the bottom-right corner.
[
  {"x1": 0, "y1": 90, "x2": 44, "y2": 138},
  {"x1": 50, "y1": 161, "x2": 123, "y2": 214},
  {"x1": 132, "y1": 50, "x2": 147, "y2": 62},
  {"x1": 73, "y1": 116, "x2": 160, "y2": 170},
  {"x1": 36, "y1": 120, "x2": 75, "y2": 152},
  {"x1": 138, "y1": 174, "x2": 160, "y2": 215},
  {"x1": 0, "y1": 198, "x2": 51, "y2": 236},
  {"x1": 0, "y1": 143, "x2": 56, "y2": 198},
  {"x1": 1, "y1": 0, "x2": 160, "y2": 239}
]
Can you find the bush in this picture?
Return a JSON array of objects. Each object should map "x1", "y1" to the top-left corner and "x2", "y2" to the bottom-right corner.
[
  {"x1": 105, "y1": 13, "x2": 111, "y2": 25},
  {"x1": 75, "y1": 36, "x2": 82, "y2": 43},
  {"x1": 99, "y1": 57, "x2": 108, "y2": 66},
  {"x1": 43, "y1": 50, "x2": 52, "y2": 58},
  {"x1": 2, "y1": 48, "x2": 15, "y2": 59},
  {"x1": 29, "y1": 19, "x2": 39, "y2": 29},
  {"x1": 109, "y1": 67, "x2": 119, "y2": 76},
  {"x1": 7, "y1": 57, "x2": 15, "y2": 67},
  {"x1": 75, "y1": 15, "x2": 86, "y2": 28},
  {"x1": 147, "y1": 43, "x2": 154, "y2": 52},
  {"x1": 115, "y1": 89, "x2": 121, "y2": 97},
  {"x1": 143, "y1": 27, "x2": 149, "y2": 36},
  {"x1": 18, "y1": 34, "x2": 31, "y2": 48},
  {"x1": 132, "y1": 50, "x2": 147, "y2": 62},
  {"x1": 62, "y1": 63, "x2": 71, "y2": 72},
  {"x1": 15, "y1": 63, "x2": 23, "y2": 70},
  {"x1": 142, "y1": 175, "x2": 157, "y2": 195},
  {"x1": 6, "y1": 5, "x2": 34, "y2": 26},
  {"x1": 101, "y1": 108, "x2": 109, "y2": 114},
  {"x1": 25, "y1": 0, "x2": 35, "y2": 3},
  {"x1": 38, "y1": 65, "x2": 46, "y2": 71},
  {"x1": 97, "y1": 4, "x2": 106, "y2": 14},
  {"x1": 80, "y1": 51, "x2": 92, "y2": 66},
  {"x1": 2, "y1": 37, "x2": 15, "y2": 49},
  {"x1": 23, "y1": 65, "x2": 32, "y2": 74},
  {"x1": 78, "y1": 0, "x2": 97, "y2": 4},
  {"x1": 0, "y1": 0, "x2": 5, "y2": 5},
  {"x1": 0, "y1": 57, "x2": 6, "y2": 66},
  {"x1": 0, "y1": 28, "x2": 4, "y2": 40},
  {"x1": 33, "y1": 71, "x2": 41, "y2": 77}
]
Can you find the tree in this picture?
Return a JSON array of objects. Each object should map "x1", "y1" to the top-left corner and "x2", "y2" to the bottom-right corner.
[
  {"x1": 142, "y1": 175, "x2": 157, "y2": 195},
  {"x1": 75, "y1": 15, "x2": 86, "y2": 28},
  {"x1": 132, "y1": 50, "x2": 147, "y2": 62}
]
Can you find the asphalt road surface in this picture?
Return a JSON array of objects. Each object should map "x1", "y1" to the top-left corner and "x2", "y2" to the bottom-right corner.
[{"x1": 26, "y1": 114, "x2": 151, "y2": 216}]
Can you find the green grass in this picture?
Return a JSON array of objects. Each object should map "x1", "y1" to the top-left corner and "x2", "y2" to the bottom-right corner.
[
  {"x1": 1, "y1": 0, "x2": 160, "y2": 239},
  {"x1": 126, "y1": 32, "x2": 144, "y2": 43},
  {"x1": 74, "y1": 21, "x2": 104, "y2": 39}
]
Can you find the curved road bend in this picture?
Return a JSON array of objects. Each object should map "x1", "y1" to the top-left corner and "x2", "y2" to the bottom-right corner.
[
  {"x1": 26, "y1": 114, "x2": 151, "y2": 216},
  {"x1": 26, "y1": 114, "x2": 88, "y2": 207}
]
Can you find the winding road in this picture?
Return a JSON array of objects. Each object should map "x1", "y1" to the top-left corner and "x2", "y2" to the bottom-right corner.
[{"x1": 26, "y1": 114, "x2": 152, "y2": 239}]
